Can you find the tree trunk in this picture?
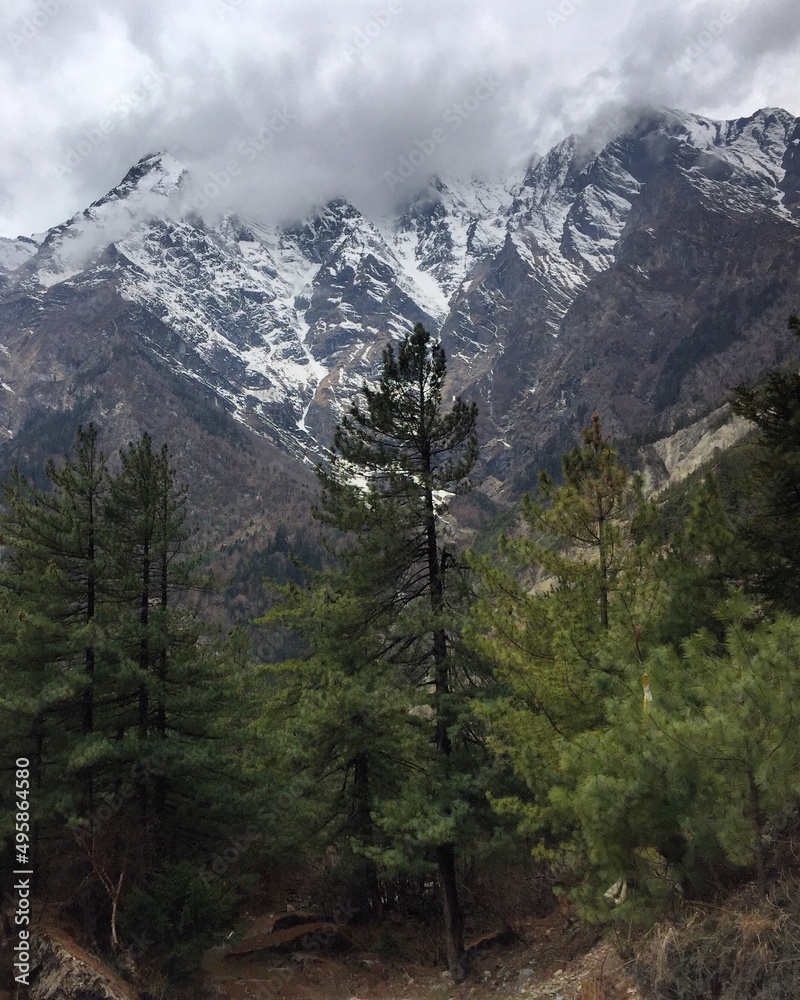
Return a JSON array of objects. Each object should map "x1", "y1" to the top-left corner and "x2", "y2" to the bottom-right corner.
[
  {"x1": 423, "y1": 475, "x2": 467, "y2": 979},
  {"x1": 352, "y1": 752, "x2": 383, "y2": 920},
  {"x1": 156, "y1": 481, "x2": 169, "y2": 742},
  {"x1": 436, "y1": 843, "x2": 468, "y2": 981},
  {"x1": 153, "y1": 534, "x2": 169, "y2": 841},
  {"x1": 138, "y1": 544, "x2": 150, "y2": 741},
  {"x1": 596, "y1": 488, "x2": 610, "y2": 631},
  {"x1": 83, "y1": 490, "x2": 96, "y2": 816},
  {"x1": 748, "y1": 769, "x2": 768, "y2": 896},
  {"x1": 137, "y1": 546, "x2": 150, "y2": 829}
]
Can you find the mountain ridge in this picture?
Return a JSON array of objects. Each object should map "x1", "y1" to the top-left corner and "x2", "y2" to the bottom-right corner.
[{"x1": 0, "y1": 104, "x2": 798, "y2": 518}]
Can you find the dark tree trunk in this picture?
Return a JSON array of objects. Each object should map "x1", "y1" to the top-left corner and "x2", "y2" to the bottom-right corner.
[
  {"x1": 82, "y1": 487, "x2": 97, "y2": 816},
  {"x1": 748, "y1": 769, "x2": 768, "y2": 896},
  {"x1": 424, "y1": 469, "x2": 467, "y2": 979},
  {"x1": 156, "y1": 482, "x2": 168, "y2": 742},
  {"x1": 138, "y1": 543, "x2": 150, "y2": 741},
  {"x1": 352, "y1": 752, "x2": 383, "y2": 920},
  {"x1": 153, "y1": 531, "x2": 168, "y2": 843},
  {"x1": 436, "y1": 843, "x2": 468, "y2": 981},
  {"x1": 137, "y1": 545, "x2": 150, "y2": 829}
]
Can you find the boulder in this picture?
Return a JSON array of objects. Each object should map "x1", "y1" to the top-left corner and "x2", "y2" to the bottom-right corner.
[
  {"x1": 28, "y1": 925, "x2": 139, "y2": 1000},
  {"x1": 225, "y1": 921, "x2": 353, "y2": 957}
]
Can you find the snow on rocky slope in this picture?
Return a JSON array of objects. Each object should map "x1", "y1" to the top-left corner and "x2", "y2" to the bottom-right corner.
[{"x1": 0, "y1": 106, "x2": 797, "y2": 475}]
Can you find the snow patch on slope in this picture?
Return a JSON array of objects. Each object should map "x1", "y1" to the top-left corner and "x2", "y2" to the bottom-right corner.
[
  {"x1": 663, "y1": 107, "x2": 797, "y2": 217},
  {"x1": 0, "y1": 236, "x2": 39, "y2": 273}
]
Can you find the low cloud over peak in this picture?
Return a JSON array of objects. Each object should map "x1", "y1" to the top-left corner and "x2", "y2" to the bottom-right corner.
[{"x1": 1, "y1": 0, "x2": 798, "y2": 235}]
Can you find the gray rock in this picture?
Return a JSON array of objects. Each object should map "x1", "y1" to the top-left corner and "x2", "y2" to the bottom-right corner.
[
  {"x1": 516, "y1": 966, "x2": 535, "y2": 991},
  {"x1": 29, "y1": 926, "x2": 139, "y2": 1000}
]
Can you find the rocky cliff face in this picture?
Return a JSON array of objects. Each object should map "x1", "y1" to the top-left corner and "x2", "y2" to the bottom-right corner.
[
  {"x1": 439, "y1": 107, "x2": 800, "y2": 486},
  {"x1": 0, "y1": 106, "x2": 798, "y2": 512}
]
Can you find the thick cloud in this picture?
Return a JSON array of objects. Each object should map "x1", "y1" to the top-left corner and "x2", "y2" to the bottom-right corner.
[{"x1": 0, "y1": 0, "x2": 797, "y2": 235}]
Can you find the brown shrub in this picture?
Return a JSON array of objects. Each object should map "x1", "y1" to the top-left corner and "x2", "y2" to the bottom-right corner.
[{"x1": 633, "y1": 878, "x2": 800, "y2": 999}]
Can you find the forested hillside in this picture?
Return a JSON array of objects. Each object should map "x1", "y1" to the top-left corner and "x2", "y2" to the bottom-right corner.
[{"x1": 3, "y1": 320, "x2": 800, "y2": 998}]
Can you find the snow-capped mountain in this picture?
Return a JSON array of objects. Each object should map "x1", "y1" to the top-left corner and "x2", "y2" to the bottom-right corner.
[
  {"x1": 0, "y1": 150, "x2": 519, "y2": 462},
  {"x1": 1, "y1": 106, "x2": 799, "y2": 509}
]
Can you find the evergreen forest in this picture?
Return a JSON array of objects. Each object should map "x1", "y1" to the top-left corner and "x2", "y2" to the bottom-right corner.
[{"x1": 3, "y1": 319, "x2": 800, "y2": 994}]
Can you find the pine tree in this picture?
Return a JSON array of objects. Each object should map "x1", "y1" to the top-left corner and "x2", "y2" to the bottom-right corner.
[
  {"x1": 274, "y1": 323, "x2": 483, "y2": 980},
  {"x1": 526, "y1": 412, "x2": 650, "y2": 633},
  {"x1": 104, "y1": 434, "x2": 225, "y2": 860},
  {"x1": 259, "y1": 576, "x2": 420, "y2": 917},
  {"x1": 557, "y1": 601, "x2": 800, "y2": 913},
  {"x1": 473, "y1": 414, "x2": 656, "y2": 730},
  {"x1": 730, "y1": 314, "x2": 800, "y2": 612},
  {"x1": 0, "y1": 427, "x2": 245, "y2": 952},
  {"x1": 0, "y1": 426, "x2": 113, "y2": 858},
  {"x1": 468, "y1": 416, "x2": 660, "y2": 884},
  {"x1": 652, "y1": 473, "x2": 739, "y2": 647}
]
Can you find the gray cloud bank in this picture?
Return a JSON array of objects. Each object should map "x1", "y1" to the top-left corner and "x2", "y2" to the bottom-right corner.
[{"x1": 0, "y1": 0, "x2": 798, "y2": 235}]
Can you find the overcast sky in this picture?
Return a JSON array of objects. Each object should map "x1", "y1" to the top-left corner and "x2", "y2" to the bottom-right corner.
[{"x1": 0, "y1": 0, "x2": 798, "y2": 236}]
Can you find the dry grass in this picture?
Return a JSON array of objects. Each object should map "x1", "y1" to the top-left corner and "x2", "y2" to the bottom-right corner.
[{"x1": 634, "y1": 877, "x2": 800, "y2": 1000}]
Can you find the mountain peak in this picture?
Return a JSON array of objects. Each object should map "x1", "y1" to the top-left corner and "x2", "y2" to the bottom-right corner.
[
  {"x1": 90, "y1": 152, "x2": 186, "y2": 212},
  {"x1": 0, "y1": 104, "x2": 798, "y2": 534}
]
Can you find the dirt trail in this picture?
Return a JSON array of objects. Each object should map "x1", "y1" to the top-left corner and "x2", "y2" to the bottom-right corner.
[{"x1": 201, "y1": 909, "x2": 643, "y2": 1000}]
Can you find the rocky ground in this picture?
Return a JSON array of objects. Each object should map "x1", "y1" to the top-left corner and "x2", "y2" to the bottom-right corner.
[
  {"x1": 9, "y1": 872, "x2": 800, "y2": 999},
  {"x1": 0, "y1": 903, "x2": 642, "y2": 1000},
  {"x1": 200, "y1": 906, "x2": 643, "y2": 1000}
]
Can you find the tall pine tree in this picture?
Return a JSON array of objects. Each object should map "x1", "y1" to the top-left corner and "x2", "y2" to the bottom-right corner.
[
  {"x1": 270, "y1": 324, "x2": 485, "y2": 980},
  {"x1": 469, "y1": 416, "x2": 660, "y2": 884},
  {"x1": 104, "y1": 433, "x2": 228, "y2": 861},
  {"x1": 0, "y1": 425, "x2": 113, "y2": 869},
  {"x1": 0, "y1": 427, "x2": 244, "y2": 952}
]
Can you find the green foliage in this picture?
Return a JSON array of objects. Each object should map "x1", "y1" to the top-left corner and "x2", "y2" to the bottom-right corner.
[
  {"x1": 471, "y1": 402, "x2": 800, "y2": 928},
  {"x1": 258, "y1": 575, "x2": 423, "y2": 878},
  {"x1": 0, "y1": 424, "x2": 249, "y2": 968},
  {"x1": 260, "y1": 325, "x2": 492, "y2": 980},
  {"x1": 120, "y1": 859, "x2": 237, "y2": 983},
  {"x1": 730, "y1": 314, "x2": 800, "y2": 612},
  {"x1": 470, "y1": 416, "x2": 659, "y2": 815},
  {"x1": 9, "y1": 316, "x2": 800, "y2": 984},
  {"x1": 650, "y1": 473, "x2": 740, "y2": 647},
  {"x1": 0, "y1": 424, "x2": 115, "y2": 842}
]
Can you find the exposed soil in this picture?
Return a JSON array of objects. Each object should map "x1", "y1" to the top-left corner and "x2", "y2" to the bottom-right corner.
[{"x1": 200, "y1": 906, "x2": 643, "y2": 1000}]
